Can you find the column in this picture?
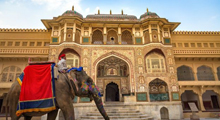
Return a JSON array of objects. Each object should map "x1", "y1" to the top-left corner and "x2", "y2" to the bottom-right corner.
[
  {"x1": 193, "y1": 64, "x2": 198, "y2": 81},
  {"x1": 140, "y1": 27, "x2": 144, "y2": 44},
  {"x1": 118, "y1": 25, "x2": 121, "y2": 44},
  {"x1": 58, "y1": 25, "x2": 61, "y2": 43},
  {"x1": 103, "y1": 25, "x2": 107, "y2": 44},
  {"x1": 149, "y1": 24, "x2": 152, "y2": 42},
  {"x1": 198, "y1": 94, "x2": 205, "y2": 111},
  {"x1": 80, "y1": 26, "x2": 84, "y2": 44},
  {"x1": 157, "y1": 24, "x2": 161, "y2": 42},
  {"x1": 63, "y1": 23, "x2": 67, "y2": 42},
  {"x1": 89, "y1": 25, "x2": 92, "y2": 44},
  {"x1": 72, "y1": 23, "x2": 76, "y2": 41},
  {"x1": 132, "y1": 25, "x2": 135, "y2": 44}
]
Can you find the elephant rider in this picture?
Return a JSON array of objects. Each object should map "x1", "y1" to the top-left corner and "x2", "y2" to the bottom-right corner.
[{"x1": 57, "y1": 54, "x2": 68, "y2": 73}]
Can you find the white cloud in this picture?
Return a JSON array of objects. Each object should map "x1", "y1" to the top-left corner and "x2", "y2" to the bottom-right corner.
[
  {"x1": 31, "y1": 0, "x2": 82, "y2": 11},
  {"x1": 85, "y1": 8, "x2": 90, "y2": 13},
  {"x1": 0, "y1": 11, "x2": 2, "y2": 15}
]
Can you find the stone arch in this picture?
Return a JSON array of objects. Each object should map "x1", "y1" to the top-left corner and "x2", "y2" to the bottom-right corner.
[
  {"x1": 92, "y1": 29, "x2": 103, "y2": 44},
  {"x1": 181, "y1": 90, "x2": 200, "y2": 110},
  {"x1": 93, "y1": 51, "x2": 134, "y2": 91},
  {"x1": 202, "y1": 90, "x2": 220, "y2": 110},
  {"x1": 160, "y1": 107, "x2": 169, "y2": 120},
  {"x1": 197, "y1": 65, "x2": 215, "y2": 81},
  {"x1": 74, "y1": 29, "x2": 81, "y2": 44},
  {"x1": 59, "y1": 48, "x2": 81, "y2": 66},
  {"x1": 177, "y1": 65, "x2": 195, "y2": 81},
  {"x1": 144, "y1": 49, "x2": 166, "y2": 73},
  {"x1": 92, "y1": 28, "x2": 103, "y2": 33},
  {"x1": 149, "y1": 78, "x2": 169, "y2": 101},
  {"x1": 107, "y1": 29, "x2": 118, "y2": 44},
  {"x1": 121, "y1": 30, "x2": 132, "y2": 44},
  {"x1": 144, "y1": 30, "x2": 150, "y2": 44},
  {"x1": 1, "y1": 66, "x2": 22, "y2": 82}
]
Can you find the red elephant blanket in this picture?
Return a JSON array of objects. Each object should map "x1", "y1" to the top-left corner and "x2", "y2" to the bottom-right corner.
[{"x1": 16, "y1": 63, "x2": 56, "y2": 116}]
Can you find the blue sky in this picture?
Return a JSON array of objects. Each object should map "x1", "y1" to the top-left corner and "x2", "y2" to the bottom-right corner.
[{"x1": 0, "y1": 0, "x2": 219, "y2": 31}]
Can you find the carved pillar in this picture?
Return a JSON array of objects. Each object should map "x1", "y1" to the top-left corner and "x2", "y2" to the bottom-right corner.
[
  {"x1": 140, "y1": 27, "x2": 144, "y2": 44},
  {"x1": 103, "y1": 25, "x2": 107, "y2": 44},
  {"x1": 214, "y1": 70, "x2": 219, "y2": 81},
  {"x1": 132, "y1": 25, "x2": 135, "y2": 44},
  {"x1": 157, "y1": 24, "x2": 161, "y2": 42},
  {"x1": 198, "y1": 86, "x2": 205, "y2": 111},
  {"x1": 89, "y1": 25, "x2": 92, "y2": 44},
  {"x1": 198, "y1": 94, "x2": 205, "y2": 111},
  {"x1": 72, "y1": 23, "x2": 76, "y2": 41},
  {"x1": 58, "y1": 25, "x2": 61, "y2": 43},
  {"x1": 149, "y1": 24, "x2": 152, "y2": 42},
  {"x1": 80, "y1": 25, "x2": 84, "y2": 44},
  {"x1": 118, "y1": 25, "x2": 121, "y2": 44},
  {"x1": 64, "y1": 23, "x2": 67, "y2": 42},
  {"x1": 118, "y1": 35, "x2": 121, "y2": 44},
  {"x1": 193, "y1": 64, "x2": 198, "y2": 81}
]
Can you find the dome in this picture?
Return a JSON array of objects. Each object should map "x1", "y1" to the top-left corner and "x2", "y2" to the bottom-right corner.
[
  {"x1": 140, "y1": 11, "x2": 160, "y2": 20},
  {"x1": 62, "y1": 10, "x2": 83, "y2": 19},
  {"x1": 85, "y1": 14, "x2": 137, "y2": 20}
]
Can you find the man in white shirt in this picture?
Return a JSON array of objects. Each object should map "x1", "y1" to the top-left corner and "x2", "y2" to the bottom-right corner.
[{"x1": 57, "y1": 54, "x2": 68, "y2": 73}]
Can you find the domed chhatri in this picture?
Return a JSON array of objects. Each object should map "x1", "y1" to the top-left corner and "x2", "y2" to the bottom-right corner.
[
  {"x1": 140, "y1": 8, "x2": 160, "y2": 20},
  {"x1": 62, "y1": 6, "x2": 83, "y2": 19}
]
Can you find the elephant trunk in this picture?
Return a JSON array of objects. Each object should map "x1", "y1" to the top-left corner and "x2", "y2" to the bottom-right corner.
[{"x1": 92, "y1": 94, "x2": 109, "y2": 120}]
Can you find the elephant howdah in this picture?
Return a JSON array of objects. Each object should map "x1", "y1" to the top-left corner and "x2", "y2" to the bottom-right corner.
[{"x1": 5, "y1": 65, "x2": 109, "y2": 120}]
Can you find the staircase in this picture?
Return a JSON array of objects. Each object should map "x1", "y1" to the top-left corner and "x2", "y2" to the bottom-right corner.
[{"x1": 78, "y1": 102, "x2": 153, "y2": 120}]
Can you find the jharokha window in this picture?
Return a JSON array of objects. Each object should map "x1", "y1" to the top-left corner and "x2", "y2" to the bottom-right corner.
[
  {"x1": 1, "y1": 66, "x2": 21, "y2": 82},
  {"x1": 66, "y1": 53, "x2": 79, "y2": 68},
  {"x1": 145, "y1": 52, "x2": 166, "y2": 73}
]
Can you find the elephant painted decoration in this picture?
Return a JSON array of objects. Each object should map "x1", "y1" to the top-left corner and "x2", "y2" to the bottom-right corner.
[{"x1": 5, "y1": 66, "x2": 109, "y2": 120}]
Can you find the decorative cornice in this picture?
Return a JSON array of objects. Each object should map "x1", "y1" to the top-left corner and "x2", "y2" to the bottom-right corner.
[
  {"x1": 0, "y1": 28, "x2": 49, "y2": 32},
  {"x1": 172, "y1": 31, "x2": 220, "y2": 35},
  {"x1": 173, "y1": 50, "x2": 220, "y2": 54},
  {"x1": 0, "y1": 48, "x2": 49, "y2": 54}
]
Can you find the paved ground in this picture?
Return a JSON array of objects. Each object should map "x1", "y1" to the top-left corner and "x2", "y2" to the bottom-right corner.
[{"x1": 1, "y1": 117, "x2": 220, "y2": 120}]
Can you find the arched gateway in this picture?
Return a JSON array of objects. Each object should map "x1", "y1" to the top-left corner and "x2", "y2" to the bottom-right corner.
[{"x1": 94, "y1": 54, "x2": 133, "y2": 102}]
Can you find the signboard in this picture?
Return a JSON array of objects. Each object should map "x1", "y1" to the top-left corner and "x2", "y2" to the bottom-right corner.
[{"x1": 188, "y1": 102, "x2": 199, "y2": 112}]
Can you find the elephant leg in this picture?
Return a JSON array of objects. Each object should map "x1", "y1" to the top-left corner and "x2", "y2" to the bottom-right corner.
[
  {"x1": 47, "y1": 109, "x2": 58, "y2": 120},
  {"x1": 56, "y1": 88, "x2": 75, "y2": 119}
]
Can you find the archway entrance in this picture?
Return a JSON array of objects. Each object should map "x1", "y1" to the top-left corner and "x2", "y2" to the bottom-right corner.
[{"x1": 106, "y1": 82, "x2": 119, "y2": 101}]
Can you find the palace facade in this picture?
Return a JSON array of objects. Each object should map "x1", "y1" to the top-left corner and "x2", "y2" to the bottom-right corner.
[{"x1": 0, "y1": 6, "x2": 220, "y2": 119}]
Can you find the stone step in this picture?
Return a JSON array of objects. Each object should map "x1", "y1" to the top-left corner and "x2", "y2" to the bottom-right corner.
[
  {"x1": 80, "y1": 118, "x2": 153, "y2": 120},
  {"x1": 94, "y1": 109, "x2": 140, "y2": 113},
  {"x1": 80, "y1": 115, "x2": 153, "y2": 119},
  {"x1": 87, "y1": 112, "x2": 142, "y2": 116}
]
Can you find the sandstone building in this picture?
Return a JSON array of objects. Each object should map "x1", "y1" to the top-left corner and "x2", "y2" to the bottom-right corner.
[{"x1": 0, "y1": 6, "x2": 220, "y2": 119}]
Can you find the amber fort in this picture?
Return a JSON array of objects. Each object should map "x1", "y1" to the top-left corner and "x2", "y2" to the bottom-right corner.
[{"x1": 0, "y1": 6, "x2": 220, "y2": 119}]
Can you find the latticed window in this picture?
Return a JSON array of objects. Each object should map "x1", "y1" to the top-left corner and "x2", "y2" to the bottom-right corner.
[
  {"x1": 107, "y1": 30, "x2": 118, "y2": 44},
  {"x1": 145, "y1": 52, "x2": 166, "y2": 73},
  {"x1": 66, "y1": 53, "x2": 80, "y2": 68},
  {"x1": 149, "y1": 79, "x2": 169, "y2": 101},
  {"x1": 197, "y1": 65, "x2": 215, "y2": 81},
  {"x1": 144, "y1": 31, "x2": 150, "y2": 44},
  {"x1": 92, "y1": 30, "x2": 103, "y2": 44},
  {"x1": 75, "y1": 29, "x2": 81, "y2": 43},
  {"x1": 177, "y1": 65, "x2": 195, "y2": 81},
  {"x1": 217, "y1": 66, "x2": 220, "y2": 80},
  {"x1": 121, "y1": 30, "x2": 132, "y2": 44},
  {"x1": 66, "y1": 29, "x2": 73, "y2": 42},
  {"x1": 1, "y1": 66, "x2": 22, "y2": 82}
]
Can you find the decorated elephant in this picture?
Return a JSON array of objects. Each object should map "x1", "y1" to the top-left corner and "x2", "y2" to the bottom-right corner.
[{"x1": 5, "y1": 65, "x2": 109, "y2": 120}]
